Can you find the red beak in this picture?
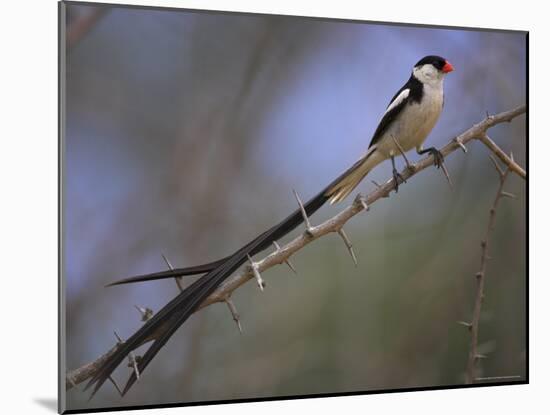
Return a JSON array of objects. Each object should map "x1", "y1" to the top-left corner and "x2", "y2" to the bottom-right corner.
[{"x1": 442, "y1": 61, "x2": 454, "y2": 73}]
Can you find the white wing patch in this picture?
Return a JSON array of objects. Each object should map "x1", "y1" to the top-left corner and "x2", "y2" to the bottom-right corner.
[{"x1": 385, "y1": 88, "x2": 410, "y2": 115}]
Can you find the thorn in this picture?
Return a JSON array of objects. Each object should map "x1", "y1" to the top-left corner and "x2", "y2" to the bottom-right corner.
[
  {"x1": 162, "y1": 253, "x2": 184, "y2": 292},
  {"x1": 457, "y1": 321, "x2": 472, "y2": 330},
  {"x1": 273, "y1": 241, "x2": 297, "y2": 274},
  {"x1": 128, "y1": 354, "x2": 140, "y2": 381},
  {"x1": 293, "y1": 189, "x2": 314, "y2": 236},
  {"x1": 500, "y1": 191, "x2": 517, "y2": 199},
  {"x1": 475, "y1": 354, "x2": 487, "y2": 360},
  {"x1": 126, "y1": 355, "x2": 141, "y2": 368},
  {"x1": 108, "y1": 376, "x2": 123, "y2": 396},
  {"x1": 134, "y1": 305, "x2": 154, "y2": 322},
  {"x1": 509, "y1": 151, "x2": 515, "y2": 162},
  {"x1": 354, "y1": 193, "x2": 369, "y2": 211},
  {"x1": 247, "y1": 254, "x2": 265, "y2": 291},
  {"x1": 454, "y1": 137, "x2": 468, "y2": 153},
  {"x1": 225, "y1": 298, "x2": 243, "y2": 334},
  {"x1": 488, "y1": 155, "x2": 505, "y2": 178},
  {"x1": 475, "y1": 272, "x2": 483, "y2": 280},
  {"x1": 114, "y1": 331, "x2": 140, "y2": 381},
  {"x1": 371, "y1": 181, "x2": 390, "y2": 198},
  {"x1": 337, "y1": 228, "x2": 358, "y2": 267},
  {"x1": 440, "y1": 160, "x2": 453, "y2": 188},
  {"x1": 486, "y1": 110, "x2": 490, "y2": 119},
  {"x1": 285, "y1": 260, "x2": 297, "y2": 274},
  {"x1": 391, "y1": 134, "x2": 411, "y2": 168},
  {"x1": 161, "y1": 253, "x2": 173, "y2": 269}
]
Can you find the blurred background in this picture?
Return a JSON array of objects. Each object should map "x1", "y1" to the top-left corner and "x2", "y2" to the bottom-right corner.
[{"x1": 62, "y1": 3, "x2": 527, "y2": 411}]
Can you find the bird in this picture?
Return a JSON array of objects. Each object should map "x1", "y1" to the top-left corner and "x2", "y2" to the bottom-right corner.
[
  {"x1": 84, "y1": 55, "x2": 453, "y2": 398},
  {"x1": 327, "y1": 55, "x2": 454, "y2": 202}
]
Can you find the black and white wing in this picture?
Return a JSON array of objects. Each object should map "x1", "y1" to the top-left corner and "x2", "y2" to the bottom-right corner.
[{"x1": 367, "y1": 76, "x2": 422, "y2": 149}]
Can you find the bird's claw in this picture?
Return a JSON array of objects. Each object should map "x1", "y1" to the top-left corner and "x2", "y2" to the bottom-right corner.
[
  {"x1": 392, "y1": 168, "x2": 405, "y2": 193},
  {"x1": 429, "y1": 149, "x2": 445, "y2": 168}
]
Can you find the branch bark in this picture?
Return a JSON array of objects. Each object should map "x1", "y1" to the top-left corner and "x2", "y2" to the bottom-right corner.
[
  {"x1": 66, "y1": 343, "x2": 122, "y2": 390},
  {"x1": 66, "y1": 105, "x2": 526, "y2": 391},
  {"x1": 479, "y1": 134, "x2": 526, "y2": 179},
  {"x1": 465, "y1": 156, "x2": 513, "y2": 384}
]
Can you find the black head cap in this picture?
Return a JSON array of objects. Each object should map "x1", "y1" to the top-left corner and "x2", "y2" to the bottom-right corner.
[{"x1": 414, "y1": 55, "x2": 448, "y2": 71}]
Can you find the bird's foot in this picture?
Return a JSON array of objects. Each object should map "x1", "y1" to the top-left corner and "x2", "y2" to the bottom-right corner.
[
  {"x1": 420, "y1": 147, "x2": 452, "y2": 188},
  {"x1": 428, "y1": 148, "x2": 445, "y2": 168},
  {"x1": 392, "y1": 168, "x2": 406, "y2": 193}
]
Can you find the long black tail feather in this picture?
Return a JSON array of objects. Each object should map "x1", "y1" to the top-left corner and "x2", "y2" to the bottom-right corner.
[{"x1": 105, "y1": 258, "x2": 229, "y2": 286}]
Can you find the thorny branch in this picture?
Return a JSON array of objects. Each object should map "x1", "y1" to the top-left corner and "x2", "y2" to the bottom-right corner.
[
  {"x1": 479, "y1": 134, "x2": 526, "y2": 179},
  {"x1": 464, "y1": 155, "x2": 514, "y2": 384},
  {"x1": 66, "y1": 105, "x2": 526, "y2": 391}
]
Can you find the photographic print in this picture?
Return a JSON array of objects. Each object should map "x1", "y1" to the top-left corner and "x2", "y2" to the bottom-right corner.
[{"x1": 59, "y1": 1, "x2": 527, "y2": 413}]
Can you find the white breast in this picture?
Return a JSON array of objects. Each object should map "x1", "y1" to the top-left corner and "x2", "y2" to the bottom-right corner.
[{"x1": 376, "y1": 82, "x2": 444, "y2": 157}]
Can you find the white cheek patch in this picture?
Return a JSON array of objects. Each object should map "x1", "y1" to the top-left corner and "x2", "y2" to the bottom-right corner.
[
  {"x1": 414, "y1": 64, "x2": 443, "y2": 86},
  {"x1": 413, "y1": 66, "x2": 424, "y2": 81},
  {"x1": 385, "y1": 88, "x2": 410, "y2": 115}
]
